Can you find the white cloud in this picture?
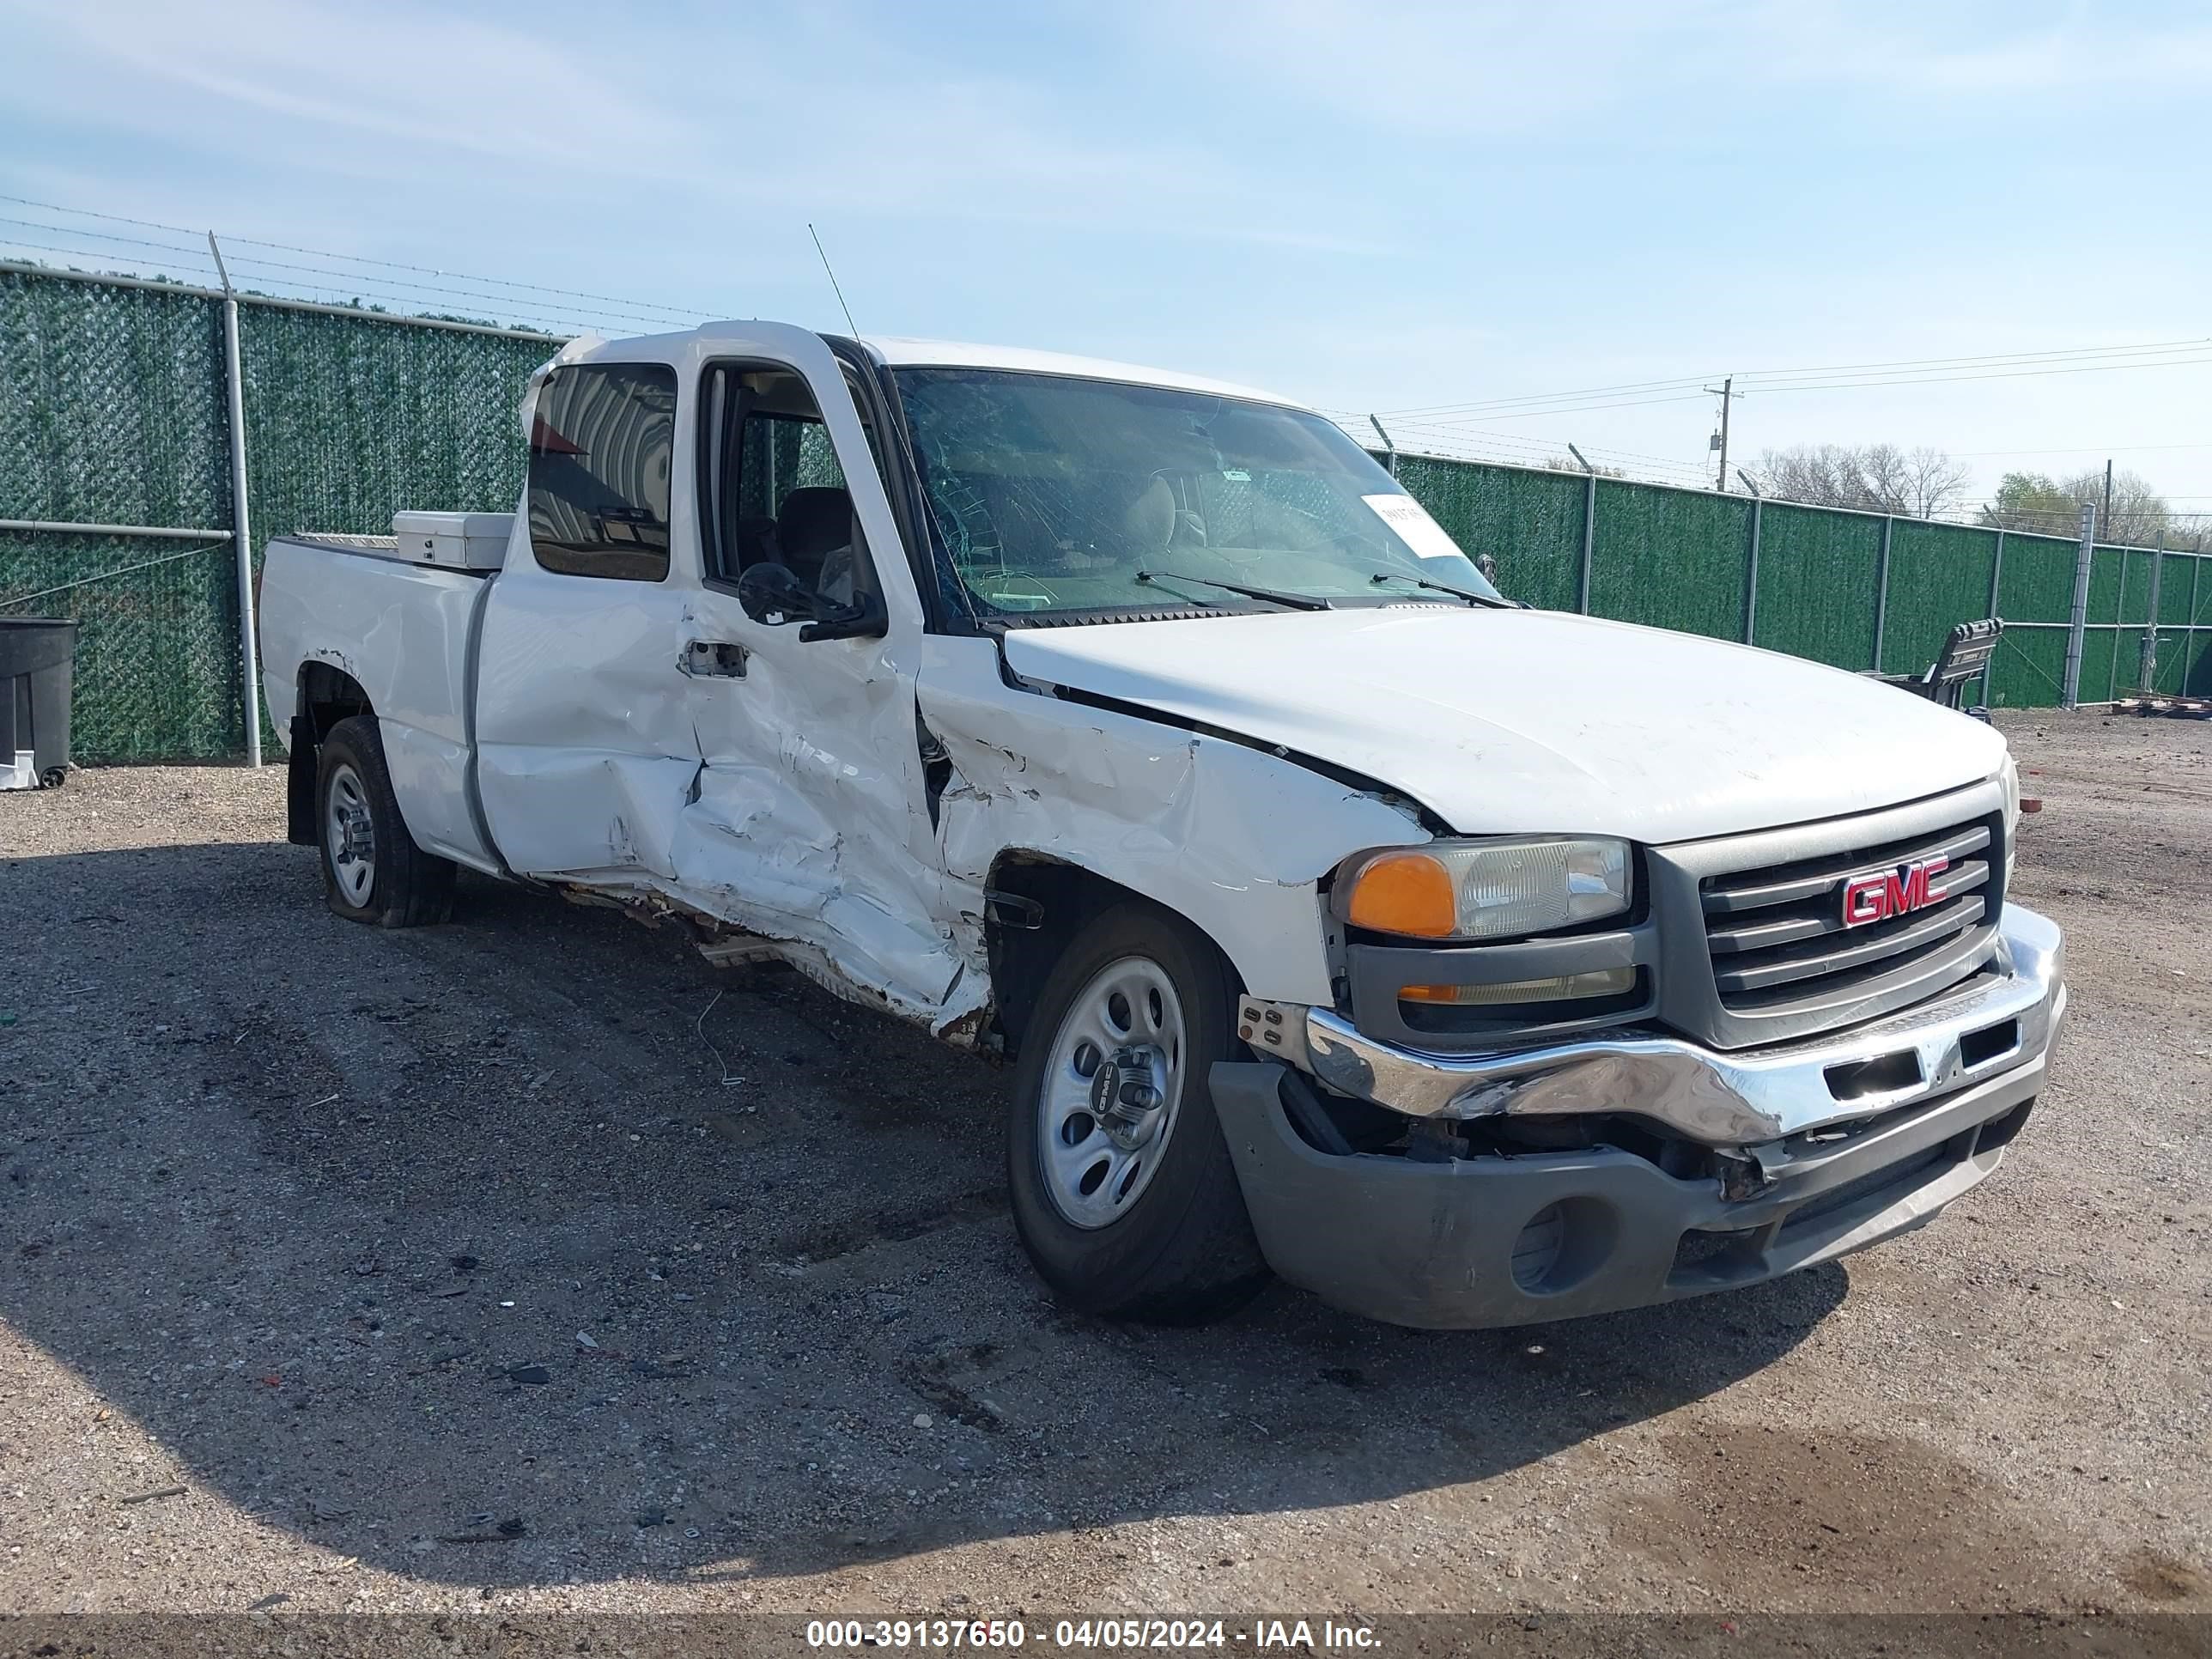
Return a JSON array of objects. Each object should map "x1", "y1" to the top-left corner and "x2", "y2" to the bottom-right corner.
[
  {"x1": 2, "y1": 0, "x2": 1399, "y2": 257},
  {"x1": 15, "y1": 0, "x2": 687, "y2": 173},
  {"x1": 1115, "y1": 0, "x2": 2212, "y2": 136}
]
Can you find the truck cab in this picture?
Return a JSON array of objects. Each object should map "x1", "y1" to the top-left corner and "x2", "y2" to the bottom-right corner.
[{"x1": 257, "y1": 322, "x2": 2065, "y2": 1329}]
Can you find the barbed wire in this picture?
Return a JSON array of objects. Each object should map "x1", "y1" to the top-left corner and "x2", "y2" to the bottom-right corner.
[
  {"x1": 0, "y1": 194, "x2": 708, "y2": 327},
  {"x1": 7, "y1": 192, "x2": 2205, "y2": 537}
]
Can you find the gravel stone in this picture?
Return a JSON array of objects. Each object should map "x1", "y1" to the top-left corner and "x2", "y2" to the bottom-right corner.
[{"x1": 0, "y1": 714, "x2": 2206, "y2": 1621}]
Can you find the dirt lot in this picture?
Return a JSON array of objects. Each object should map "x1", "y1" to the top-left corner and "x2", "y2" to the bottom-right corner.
[{"x1": 2, "y1": 711, "x2": 2208, "y2": 1639}]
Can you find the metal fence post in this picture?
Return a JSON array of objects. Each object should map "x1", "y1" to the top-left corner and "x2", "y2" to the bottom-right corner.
[
  {"x1": 1736, "y1": 470, "x2": 1761, "y2": 644},
  {"x1": 1568, "y1": 445, "x2": 1597, "y2": 614},
  {"x1": 2137, "y1": 539, "x2": 2164, "y2": 693},
  {"x1": 1980, "y1": 527, "x2": 2005, "y2": 708},
  {"x1": 208, "y1": 234, "x2": 261, "y2": 768},
  {"x1": 2061, "y1": 502, "x2": 2096, "y2": 708},
  {"x1": 1871, "y1": 515, "x2": 1893, "y2": 671},
  {"x1": 2108, "y1": 548, "x2": 2128, "y2": 702},
  {"x1": 1368, "y1": 415, "x2": 1398, "y2": 479},
  {"x1": 2192, "y1": 554, "x2": 2204, "y2": 696}
]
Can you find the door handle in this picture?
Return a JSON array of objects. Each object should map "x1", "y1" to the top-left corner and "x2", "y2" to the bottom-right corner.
[{"x1": 679, "y1": 640, "x2": 748, "y2": 679}]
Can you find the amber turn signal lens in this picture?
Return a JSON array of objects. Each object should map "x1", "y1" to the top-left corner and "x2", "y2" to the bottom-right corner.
[
  {"x1": 1346, "y1": 851, "x2": 1456, "y2": 938},
  {"x1": 1400, "y1": 968, "x2": 1638, "y2": 1006}
]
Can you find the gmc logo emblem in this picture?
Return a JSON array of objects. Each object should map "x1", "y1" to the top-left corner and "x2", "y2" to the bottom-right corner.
[{"x1": 1842, "y1": 856, "x2": 1949, "y2": 927}]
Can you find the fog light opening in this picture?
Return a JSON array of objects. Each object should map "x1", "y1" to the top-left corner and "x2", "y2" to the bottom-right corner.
[
  {"x1": 1824, "y1": 1048, "x2": 1922, "y2": 1103},
  {"x1": 1959, "y1": 1018, "x2": 2020, "y2": 1070},
  {"x1": 1510, "y1": 1195, "x2": 1619, "y2": 1295}
]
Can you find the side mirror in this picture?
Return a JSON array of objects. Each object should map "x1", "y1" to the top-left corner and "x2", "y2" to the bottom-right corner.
[
  {"x1": 799, "y1": 590, "x2": 889, "y2": 643},
  {"x1": 736, "y1": 562, "x2": 815, "y2": 626}
]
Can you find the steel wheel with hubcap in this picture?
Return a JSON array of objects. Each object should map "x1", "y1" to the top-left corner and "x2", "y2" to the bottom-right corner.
[
  {"x1": 1038, "y1": 956, "x2": 1188, "y2": 1229},
  {"x1": 324, "y1": 761, "x2": 377, "y2": 908},
  {"x1": 1007, "y1": 900, "x2": 1268, "y2": 1322},
  {"x1": 313, "y1": 714, "x2": 456, "y2": 928}
]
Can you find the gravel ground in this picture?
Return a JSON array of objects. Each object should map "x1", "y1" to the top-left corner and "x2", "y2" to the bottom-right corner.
[{"x1": 1, "y1": 711, "x2": 2208, "y2": 1639}]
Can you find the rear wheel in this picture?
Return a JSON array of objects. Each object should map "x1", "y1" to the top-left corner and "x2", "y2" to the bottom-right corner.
[
  {"x1": 315, "y1": 714, "x2": 455, "y2": 927},
  {"x1": 1007, "y1": 901, "x2": 1268, "y2": 1323}
]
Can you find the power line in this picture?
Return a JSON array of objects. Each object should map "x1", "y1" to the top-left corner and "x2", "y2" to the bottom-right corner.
[
  {"x1": 1385, "y1": 351, "x2": 2212, "y2": 429},
  {"x1": 0, "y1": 221, "x2": 638, "y2": 330},
  {"x1": 1735, "y1": 337, "x2": 2210, "y2": 386},
  {"x1": 0, "y1": 233, "x2": 618, "y2": 333},
  {"x1": 1380, "y1": 334, "x2": 2212, "y2": 421},
  {"x1": 1381, "y1": 374, "x2": 1715, "y2": 420},
  {"x1": 10, "y1": 193, "x2": 2209, "y2": 512},
  {"x1": 1323, "y1": 413, "x2": 1716, "y2": 484},
  {"x1": 1410, "y1": 392, "x2": 1729, "y2": 423},
  {"x1": 1319, "y1": 408, "x2": 1714, "y2": 477},
  {"x1": 1724, "y1": 354, "x2": 2212, "y2": 398},
  {"x1": 0, "y1": 193, "x2": 711, "y2": 326},
  {"x1": 1948, "y1": 441, "x2": 2212, "y2": 459}
]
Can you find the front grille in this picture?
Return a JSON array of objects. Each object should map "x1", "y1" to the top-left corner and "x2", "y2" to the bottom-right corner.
[{"x1": 1699, "y1": 813, "x2": 2002, "y2": 1019}]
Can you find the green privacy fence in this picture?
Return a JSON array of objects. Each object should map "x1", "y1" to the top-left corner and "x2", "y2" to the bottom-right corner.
[
  {"x1": 1391, "y1": 454, "x2": 2212, "y2": 709},
  {"x1": 2, "y1": 264, "x2": 550, "y2": 762},
  {"x1": 5, "y1": 262, "x2": 2210, "y2": 763}
]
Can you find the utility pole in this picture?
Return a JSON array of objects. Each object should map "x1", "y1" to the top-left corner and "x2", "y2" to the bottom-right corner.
[
  {"x1": 2102, "y1": 459, "x2": 2113, "y2": 539},
  {"x1": 1704, "y1": 377, "x2": 1741, "y2": 491}
]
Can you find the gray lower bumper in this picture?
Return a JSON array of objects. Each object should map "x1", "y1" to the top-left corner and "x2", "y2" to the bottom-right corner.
[{"x1": 1212, "y1": 992, "x2": 2062, "y2": 1330}]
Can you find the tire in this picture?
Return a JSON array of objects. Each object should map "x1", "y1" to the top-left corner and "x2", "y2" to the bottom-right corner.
[
  {"x1": 1007, "y1": 900, "x2": 1269, "y2": 1323},
  {"x1": 315, "y1": 714, "x2": 456, "y2": 927}
]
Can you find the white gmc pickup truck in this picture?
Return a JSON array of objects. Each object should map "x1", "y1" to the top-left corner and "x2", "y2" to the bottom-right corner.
[{"x1": 258, "y1": 324, "x2": 2065, "y2": 1329}]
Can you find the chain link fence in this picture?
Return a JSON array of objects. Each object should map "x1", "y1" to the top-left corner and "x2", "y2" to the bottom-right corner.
[
  {"x1": 5, "y1": 262, "x2": 2209, "y2": 763},
  {"x1": 1, "y1": 264, "x2": 550, "y2": 761}
]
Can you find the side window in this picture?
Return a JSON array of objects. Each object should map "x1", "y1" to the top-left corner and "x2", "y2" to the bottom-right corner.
[
  {"x1": 699, "y1": 364, "x2": 875, "y2": 611},
  {"x1": 527, "y1": 363, "x2": 677, "y2": 581},
  {"x1": 736, "y1": 411, "x2": 846, "y2": 522}
]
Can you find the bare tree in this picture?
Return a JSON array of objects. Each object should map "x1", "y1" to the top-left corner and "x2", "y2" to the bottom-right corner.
[
  {"x1": 1755, "y1": 443, "x2": 1969, "y2": 518},
  {"x1": 2058, "y1": 467, "x2": 2170, "y2": 548},
  {"x1": 1881, "y1": 446, "x2": 1972, "y2": 519}
]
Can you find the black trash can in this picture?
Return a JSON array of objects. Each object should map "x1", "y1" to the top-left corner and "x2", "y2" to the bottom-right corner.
[{"x1": 0, "y1": 616, "x2": 78, "y2": 789}]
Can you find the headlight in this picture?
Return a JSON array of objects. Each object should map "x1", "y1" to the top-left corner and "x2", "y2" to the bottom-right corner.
[
  {"x1": 1345, "y1": 836, "x2": 1632, "y2": 940},
  {"x1": 1998, "y1": 750, "x2": 2021, "y2": 841}
]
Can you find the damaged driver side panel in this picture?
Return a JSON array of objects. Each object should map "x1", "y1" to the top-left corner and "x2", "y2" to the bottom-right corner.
[{"x1": 669, "y1": 618, "x2": 975, "y2": 1029}]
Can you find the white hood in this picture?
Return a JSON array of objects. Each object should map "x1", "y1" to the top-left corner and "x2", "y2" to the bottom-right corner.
[{"x1": 1002, "y1": 607, "x2": 2008, "y2": 845}]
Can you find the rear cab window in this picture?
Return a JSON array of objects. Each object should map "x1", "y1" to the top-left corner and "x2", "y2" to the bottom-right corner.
[{"x1": 527, "y1": 363, "x2": 678, "y2": 581}]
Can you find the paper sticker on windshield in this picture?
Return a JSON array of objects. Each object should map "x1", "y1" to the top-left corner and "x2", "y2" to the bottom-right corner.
[{"x1": 1364, "y1": 493, "x2": 1466, "y2": 560}]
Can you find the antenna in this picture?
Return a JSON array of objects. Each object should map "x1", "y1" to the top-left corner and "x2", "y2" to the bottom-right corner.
[{"x1": 808, "y1": 223, "x2": 859, "y2": 337}]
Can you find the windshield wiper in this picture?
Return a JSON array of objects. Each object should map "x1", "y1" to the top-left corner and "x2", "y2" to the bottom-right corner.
[
  {"x1": 1368, "y1": 569, "x2": 1515, "y2": 609},
  {"x1": 1137, "y1": 569, "x2": 1333, "y2": 611}
]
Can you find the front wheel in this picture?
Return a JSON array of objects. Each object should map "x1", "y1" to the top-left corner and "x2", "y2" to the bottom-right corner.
[{"x1": 1006, "y1": 901, "x2": 1268, "y2": 1323}]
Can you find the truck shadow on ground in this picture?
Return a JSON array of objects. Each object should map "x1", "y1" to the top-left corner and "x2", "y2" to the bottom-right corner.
[{"x1": 2, "y1": 840, "x2": 1843, "y2": 1595}]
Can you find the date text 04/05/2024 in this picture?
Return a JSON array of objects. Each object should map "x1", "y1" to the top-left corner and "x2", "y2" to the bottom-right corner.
[{"x1": 803, "y1": 1619, "x2": 1380, "y2": 1650}]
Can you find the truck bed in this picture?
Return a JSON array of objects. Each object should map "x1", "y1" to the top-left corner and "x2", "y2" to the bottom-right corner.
[{"x1": 259, "y1": 532, "x2": 501, "y2": 874}]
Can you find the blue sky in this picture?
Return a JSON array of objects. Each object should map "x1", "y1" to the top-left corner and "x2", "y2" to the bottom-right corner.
[{"x1": 3, "y1": 0, "x2": 2209, "y2": 509}]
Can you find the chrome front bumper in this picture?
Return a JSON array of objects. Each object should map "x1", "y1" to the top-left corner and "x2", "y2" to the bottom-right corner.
[{"x1": 1274, "y1": 902, "x2": 2065, "y2": 1146}]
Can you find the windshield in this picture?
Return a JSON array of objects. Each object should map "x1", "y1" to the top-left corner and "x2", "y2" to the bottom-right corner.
[{"x1": 890, "y1": 368, "x2": 1503, "y2": 620}]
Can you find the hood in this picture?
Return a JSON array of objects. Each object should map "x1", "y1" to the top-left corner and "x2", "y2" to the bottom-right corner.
[{"x1": 1001, "y1": 607, "x2": 2008, "y2": 844}]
